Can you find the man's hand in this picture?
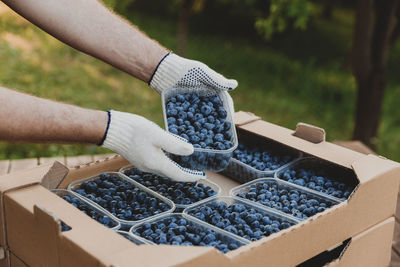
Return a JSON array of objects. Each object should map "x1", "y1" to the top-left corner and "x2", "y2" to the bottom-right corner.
[
  {"x1": 150, "y1": 53, "x2": 238, "y2": 93},
  {"x1": 150, "y1": 53, "x2": 237, "y2": 115},
  {"x1": 101, "y1": 110, "x2": 205, "y2": 182}
]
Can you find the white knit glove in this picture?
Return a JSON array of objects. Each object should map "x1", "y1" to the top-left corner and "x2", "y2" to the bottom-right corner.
[
  {"x1": 150, "y1": 53, "x2": 237, "y2": 115},
  {"x1": 101, "y1": 110, "x2": 205, "y2": 182}
]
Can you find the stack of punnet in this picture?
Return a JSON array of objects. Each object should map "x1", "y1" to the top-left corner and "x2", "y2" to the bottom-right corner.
[{"x1": 161, "y1": 86, "x2": 238, "y2": 171}]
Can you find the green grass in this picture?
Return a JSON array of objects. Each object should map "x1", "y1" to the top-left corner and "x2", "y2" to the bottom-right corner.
[{"x1": 0, "y1": 4, "x2": 399, "y2": 162}]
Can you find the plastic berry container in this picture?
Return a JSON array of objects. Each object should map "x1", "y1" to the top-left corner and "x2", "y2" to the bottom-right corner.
[
  {"x1": 161, "y1": 85, "x2": 238, "y2": 171},
  {"x1": 230, "y1": 178, "x2": 340, "y2": 221},
  {"x1": 222, "y1": 131, "x2": 302, "y2": 184},
  {"x1": 119, "y1": 165, "x2": 222, "y2": 211},
  {"x1": 130, "y1": 213, "x2": 249, "y2": 253},
  {"x1": 68, "y1": 172, "x2": 175, "y2": 227},
  {"x1": 183, "y1": 196, "x2": 299, "y2": 241},
  {"x1": 275, "y1": 157, "x2": 358, "y2": 202},
  {"x1": 116, "y1": 230, "x2": 150, "y2": 245},
  {"x1": 52, "y1": 189, "x2": 121, "y2": 231}
]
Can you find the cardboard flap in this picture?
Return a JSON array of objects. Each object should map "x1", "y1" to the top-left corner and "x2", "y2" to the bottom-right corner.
[
  {"x1": 351, "y1": 154, "x2": 400, "y2": 183},
  {"x1": 0, "y1": 161, "x2": 68, "y2": 192},
  {"x1": 33, "y1": 205, "x2": 61, "y2": 266},
  {"x1": 234, "y1": 111, "x2": 261, "y2": 126},
  {"x1": 293, "y1": 123, "x2": 326, "y2": 144}
]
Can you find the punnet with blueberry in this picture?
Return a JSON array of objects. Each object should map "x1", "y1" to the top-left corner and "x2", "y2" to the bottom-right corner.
[
  {"x1": 68, "y1": 172, "x2": 175, "y2": 225},
  {"x1": 184, "y1": 196, "x2": 298, "y2": 241},
  {"x1": 276, "y1": 158, "x2": 358, "y2": 201},
  {"x1": 231, "y1": 178, "x2": 340, "y2": 220},
  {"x1": 52, "y1": 189, "x2": 120, "y2": 231},
  {"x1": 130, "y1": 213, "x2": 249, "y2": 253},
  {"x1": 121, "y1": 166, "x2": 220, "y2": 209},
  {"x1": 162, "y1": 86, "x2": 238, "y2": 171},
  {"x1": 223, "y1": 130, "x2": 301, "y2": 183}
]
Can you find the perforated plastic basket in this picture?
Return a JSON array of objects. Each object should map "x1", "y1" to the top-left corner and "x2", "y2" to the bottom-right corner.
[
  {"x1": 183, "y1": 196, "x2": 299, "y2": 241},
  {"x1": 119, "y1": 165, "x2": 221, "y2": 211},
  {"x1": 68, "y1": 172, "x2": 175, "y2": 227},
  {"x1": 130, "y1": 213, "x2": 249, "y2": 253},
  {"x1": 52, "y1": 189, "x2": 121, "y2": 231},
  {"x1": 230, "y1": 178, "x2": 340, "y2": 221},
  {"x1": 161, "y1": 85, "x2": 238, "y2": 171}
]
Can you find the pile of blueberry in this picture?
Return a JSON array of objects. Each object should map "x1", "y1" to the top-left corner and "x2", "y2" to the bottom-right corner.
[
  {"x1": 133, "y1": 215, "x2": 243, "y2": 253},
  {"x1": 73, "y1": 173, "x2": 171, "y2": 222},
  {"x1": 61, "y1": 222, "x2": 71, "y2": 232},
  {"x1": 278, "y1": 167, "x2": 353, "y2": 199},
  {"x1": 58, "y1": 193, "x2": 117, "y2": 230},
  {"x1": 166, "y1": 93, "x2": 233, "y2": 150},
  {"x1": 187, "y1": 200, "x2": 296, "y2": 241},
  {"x1": 124, "y1": 168, "x2": 217, "y2": 205},
  {"x1": 235, "y1": 181, "x2": 336, "y2": 220},
  {"x1": 233, "y1": 143, "x2": 295, "y2": 172}
]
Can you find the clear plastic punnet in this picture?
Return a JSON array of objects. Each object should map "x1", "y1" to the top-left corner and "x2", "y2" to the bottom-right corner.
[
  {"x1": 119, "y1": 165, "x2": 221, "y2": 211},
  {"x1": 230, "y1": 178, "x2": 340, "y2": 221},
  {"x1": 116, "y1": 230, "x2": 150, "y2": 245},
  {"x1": 130, "y1": 213, "x2": 249, "y2": 253},
  {"x1": 161, "y1": 85, "x2": 238, "y2": 171},
  {"x1": 68, "y1": 172, "x2": 175, "y2": 227},
  {"x1": 52, "y1": 189, "x2": 121, "y2": 231},
  {"x1": 275, "y1": 157, "x2": 358, "y2": 202},
  {"x1": 222, "y1": 130, "x2": 302, "y2": 184},
  {"x1": 183, "y1": 196, "x2": 299, "y2": 241}
]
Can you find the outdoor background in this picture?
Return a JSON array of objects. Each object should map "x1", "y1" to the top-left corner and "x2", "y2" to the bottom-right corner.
[{"x1": 0, "y1": 0, "x2": 399, "y2": 161}]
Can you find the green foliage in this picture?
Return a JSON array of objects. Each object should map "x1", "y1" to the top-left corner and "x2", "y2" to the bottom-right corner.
[
  {"x1": 255, "y1": 0, "x2": 313, "y2": 39},
  {"x1": 0, "y1": 6, "x2": 399, "y2": 162}
]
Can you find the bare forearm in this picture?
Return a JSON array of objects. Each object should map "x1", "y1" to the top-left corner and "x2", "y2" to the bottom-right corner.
[
  {"x1": 2, "y1": 0, "x2": 168, "y2": 82},
  {"x1": 0, "y1": 87, "x2": 108, "y2": 144}
]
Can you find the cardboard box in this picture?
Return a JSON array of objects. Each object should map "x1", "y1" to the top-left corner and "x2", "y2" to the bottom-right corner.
[{"x1": 0, "y1": 111, "x2": 399, "y2": 266}]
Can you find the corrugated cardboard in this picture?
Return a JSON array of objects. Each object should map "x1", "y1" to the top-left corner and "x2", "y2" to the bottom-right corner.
[
  {"x1": 325, "y1": 217, "x2": 394, "y2": 267},
  {"x1": 0, "y1": 111, "x2": 398, "y2": 266}
]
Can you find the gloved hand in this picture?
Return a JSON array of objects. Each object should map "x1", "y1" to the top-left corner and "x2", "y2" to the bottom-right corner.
[
  {"x1": 150, "y1": 52, "x2": 237, "y2": 115},
  {"x1": 101, "y1": 110, "x2": 205, "y2": 182}
]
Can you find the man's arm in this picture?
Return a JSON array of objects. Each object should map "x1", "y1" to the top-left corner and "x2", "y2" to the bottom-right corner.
[
  {"x1": 0, "y1": 87, "x2": 108, "y2": 144},
  {"x1": 0, "y1": 87, "x2": 204, "y2": 181},
  {"x1": 2, "y1": 0, "x2": 168, "y2": 82}
]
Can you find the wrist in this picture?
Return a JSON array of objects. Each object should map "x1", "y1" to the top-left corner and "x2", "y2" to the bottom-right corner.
[
  {"x1": 150, "y1": 53, "x2": 185, "y2": 93},
  {"x1": 143, "y1": 47, "x2": 170, "y2": 83}
]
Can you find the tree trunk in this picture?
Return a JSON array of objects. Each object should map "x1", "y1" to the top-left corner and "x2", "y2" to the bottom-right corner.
[
  {"x1": 352, "y1": 0, "x2": 399, "y2": 148},
  {"x1": 177, "y1": 0, "x2": 194, "y2": 56},
  {"x1": 322, "y1": 0, "x2": 335, "y2": 19}
]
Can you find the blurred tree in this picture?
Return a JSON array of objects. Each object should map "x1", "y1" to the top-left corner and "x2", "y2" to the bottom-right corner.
[
  {"x1": 322, "y1": 0, "x2": 335, "y2": 19},
  {"x1": 351, "y1": 0, "x2": 399, "y2": 148},
  {"x1": 255, "y1": 0, "x2": 312, "y2": 40},
  {"x1": 255, "y1": 0, "x2": 399, "y2": 148},
  {"x1": 176, "y1": 0, "x2": 205, "y2": 56}
]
